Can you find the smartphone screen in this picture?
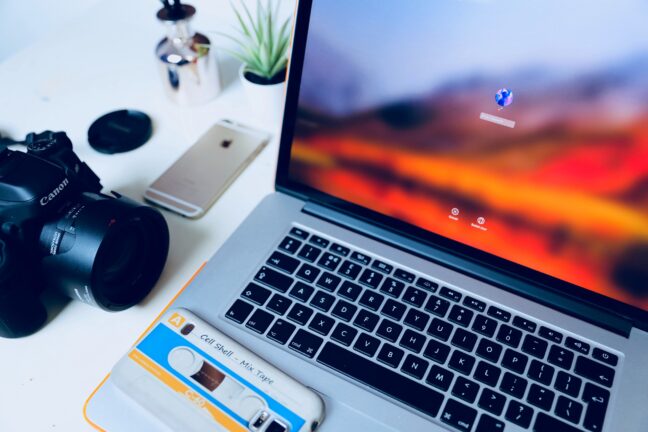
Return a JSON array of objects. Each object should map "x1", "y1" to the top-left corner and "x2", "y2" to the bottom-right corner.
[{"x1": 145, "y1": 121, "x2": 269, "y2": 218}]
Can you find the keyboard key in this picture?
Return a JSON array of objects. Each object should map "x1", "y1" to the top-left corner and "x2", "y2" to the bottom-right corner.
[
  {"x1": 379, "y1": 277, "x2": 405, "y2": 298},
  {"x1": 376, "y1": 319, "x2": 403, "y2": 343},
  {"x1": 473, "y1": 361, "x2": 501, "y2": 387},
  {"x1": 513, "y1": 316, "x2": 537, "y2": 333},
  {"x1": 487, "y1": 306, "x2": 511, "y2": 322},
  {"x1": 289, "y1": 329, "x2": 324, "y2": 358},
  {"x1": 476, "y1": 414, "x2": 504, "y2": 432},
  {"x1": 452, "y1": 376, "x2": 480, "y2": 403},
  {"x1": 427, "y1": 318, "x2": 454, "y2": 342},
  {"x1": 548, "y1": 345, "x2": 574, "y2": 370},
  {"x1": 500, "y1": 372, "x2": 528, "y2": 398},
  {"x1": 527, "y1": 383, "x2": 555, "y2": 411},
  {"x1": 463, "y1": 296, "x2": 486, "y2": 312},
  {"x1": 315, "y1": 272, "x2": 341, "y2": 291},
  {"x1": 289, "y1": 227, "x2": 309, "y2": 239},
  {"x1": 478, "y1": 388, "x2": 506, "y2": 416},
  {"x1": 371, "y1": 259, "x2": 393, "y2": 274},
  {"x1": 297, "y1": 244, "x2": 322, "y2": 262},
  {"x1": 554, "y1": 371, "x2": 582, "y2": 398},
  {"x1": 393, "y1": 268, "x2": 415, "y2": 283},
  {"x1": 330, "y1": 322, "x2": 357, "y2": 346},
  {"x1": 451, "y1": 328, "x2": 477, "y2": 352},
  {"x1": 448, "y1": 350, "x2": 476, "y2": 375},
  {"x1": 471, "y1": 314, "x2": 497, "y2": 338},
  {"x1": 359, "y1": 290, "x2": 385, "y2": 311},
  {"x1": 592, "y1": 347, "x2": 618, "y2": 366},
  {"x1": 502, "y1": 349, "x2": 528, "y2": 374},
  {"x1": 555, "y1": 395, "x2": 583, "y2": 424},
  {"x1": 353, "y1": 309, "x2": 380, "y2": 332},
  {"x1": 266, "y1": 294, "x2": 292, "y2": 315},
  {"x1": 528, "y1": 359, "x2": 555, "y2": 386},
  {"x1": 377, "y1": 343, "x2": 405, "y2": 368},
  {"x1": 565, "y1": 336, "x2": 590, "y2": 355},
  {"x1": 535, "y1": 412, "x2": 582, "y2": 432},
  {"x1": 331, "y1": 300, "x2": 358, "y2": 322},
  {"x1": 505, "y1": 400, "x2": 534, "y2": 428},
  {"x1": 448, "y1": 305, "x2": 474, "y2": 327},
  {"x1": 476, "y1": 339, "x2": 503, "y2": 363},
  {"x1": 416, "y1": 277, "x2": 438, "y2": 292},
  {"x1": 338, "y1": 280, "x2": 362, "y2": 301},
  {"x1": 440, "y1": 399, "x2": 477, "y2": 432},
  {"x1": 267, "y1": 251, "x2": 300, "y2": 273},
  {"x1": 582, "y1": 382, "x2": 610, "y2": 432},
  {"x1": 266, "y1": 319, "x2": 296, "y2": 345},
  {"x1": 423, "y1": 339, "x2": 451, "y2": 364},
  {"x1": 575, "y1": 356, "x2": 615, "y2": 388},
  {"x1": 309, "y1": 235, "x2": 329, "y2": 248},
  {"x1": 425, "y1": 295, "x2": 451, "y2": 317},
  {"x1": 241, "y1": 283, "x2": 272, "y2": 305},
  {"x1": 401, "y1": 354, "x2": 429, "y2": 380},
  {"x1": 381, "y1": 298, "x2": 407, "y2": 321},
  {"x1": 317, "y1": 252, "x2": 342, "y2": 271},
  {"x1": 400, "y1": 329, "x2": 426, "y2": 353},
  {"x1": 330, "y1": 243, "x2": 350, "y2": 256},
  {"x1": 426, "y1": 365, "x2": 455, "y2": 391},
  {"x1": 403, "y1": 286, "x2": 427, "y2": 307},
  {"x1": 521, "y1": 334, "x2": 548, "y2": 358},
  {"x1": 350, "y1": 251, "x2": 371, "y2": 265},
  {"x1": 254, "y1": 266, "x2": 293, "y2": 292},
  {"x1": 337, "y1": 260, "x2": 361, "y2": 280},
  {"x1": 359, "y1": 269, "x2": 383, "y2": 289},
  {"x1": 496, "y1": 324, "x2": 522, "y2": 348},
  {"x1": 246, "y1": 309, "x2": 274, "y2": 334},
  {"x1": 317, "y1": 343, "x2": 444, "y2": 418},
  {"x1": 295, "y1": 263, "x2": 320, "y2": 283},
  {"x1": 286, "y1": 303, "x2": 314, "y2": 325},
  {"x1": 309, "y1": 290, "x2": 335, "y2": 312},
  {"x1": 225, "y1": 299, "x2": 254, "y2": 324},
  {"x1": 308, "y1": 313, "x2": 335, "y2": 336},
  {"x1": 278, "y1": 236, "x2": 302, "y2": 254},
  {"x1": 439, "y1": 286, "x2": 462, "y2": 302},
  {"x1": 289, "y1": 281, "x2": 314, "y2": 302},
  {"x1": 539, "y1": 326, "x2": 563, "y2": 344},
  {"x1": 403, "y1": 308, "x2": 430, "y2": 331}
]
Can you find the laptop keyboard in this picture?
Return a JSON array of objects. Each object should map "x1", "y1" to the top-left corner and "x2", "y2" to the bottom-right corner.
[{"x1": 224, "y1": 226, "x2": 621, "y2": 432}]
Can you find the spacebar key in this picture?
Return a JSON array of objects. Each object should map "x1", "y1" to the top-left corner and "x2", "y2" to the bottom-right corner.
[
  {"x1": 317, "y1": 342, "x2": 444, "y2": 418},
  {"x1": 534, "y1": 412, "x2": 582, "y2": 432}
]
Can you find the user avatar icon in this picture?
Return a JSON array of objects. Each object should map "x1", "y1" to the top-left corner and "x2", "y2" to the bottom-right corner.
[{"x1": 495, "y1": 88, "x2": 513, "y2": 110}]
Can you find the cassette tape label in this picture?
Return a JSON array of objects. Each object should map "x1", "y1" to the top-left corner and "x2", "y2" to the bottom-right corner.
[{"x1": 135, "y1": 323, "x2": 306, "y2": 431}]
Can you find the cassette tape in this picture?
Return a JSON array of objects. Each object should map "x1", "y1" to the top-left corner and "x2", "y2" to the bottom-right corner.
[{"x1": 111, "y1": 308, "x2": 325, "y2": 432}]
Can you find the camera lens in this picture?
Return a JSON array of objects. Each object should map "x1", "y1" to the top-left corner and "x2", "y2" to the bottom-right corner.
[{"x1": 38, "y1": 192, "x2": 170, "y2": 311}]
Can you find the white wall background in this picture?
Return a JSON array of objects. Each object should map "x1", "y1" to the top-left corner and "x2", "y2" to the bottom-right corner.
[{"x1": 0, "y1": 0, "x2": 103, "y2": 62}]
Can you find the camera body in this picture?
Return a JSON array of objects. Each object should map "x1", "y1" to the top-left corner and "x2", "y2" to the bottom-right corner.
[{"x1": 0, "y1": 131, "x2": 170, "y2": 338}]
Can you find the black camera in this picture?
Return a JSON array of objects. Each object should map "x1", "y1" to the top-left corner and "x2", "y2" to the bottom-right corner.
[{"x1": 0, "y1": 131, "x2": 170, "y2": 338}]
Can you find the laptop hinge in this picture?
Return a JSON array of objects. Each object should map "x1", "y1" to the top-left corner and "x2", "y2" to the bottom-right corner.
[{"x1": 303, "y1": 201, "x2": 633, "y2": 338}]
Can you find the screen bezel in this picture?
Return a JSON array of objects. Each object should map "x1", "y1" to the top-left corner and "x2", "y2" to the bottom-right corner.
[{"x1": 276, "y1": 0, "x2": 648, "y2": 331}]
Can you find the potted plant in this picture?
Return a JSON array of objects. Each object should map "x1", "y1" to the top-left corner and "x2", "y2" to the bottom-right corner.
[{"x1": 225, "y1": 0, "x2": 292, "y2": 121}]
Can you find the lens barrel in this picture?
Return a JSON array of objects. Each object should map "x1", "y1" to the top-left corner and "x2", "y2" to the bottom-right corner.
[{"x1": 39, "y1": 193, "x2": 170, "y2": 311}]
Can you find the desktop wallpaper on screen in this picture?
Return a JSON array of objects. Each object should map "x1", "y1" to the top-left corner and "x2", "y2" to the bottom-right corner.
[{"x1": 289, "y1": 0, "x2": 648, "y2": 311}]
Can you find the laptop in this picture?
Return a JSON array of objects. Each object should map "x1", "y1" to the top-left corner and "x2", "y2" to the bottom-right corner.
[{"x1": 177, "y1": 1, "x2": 648, "y2": 431}]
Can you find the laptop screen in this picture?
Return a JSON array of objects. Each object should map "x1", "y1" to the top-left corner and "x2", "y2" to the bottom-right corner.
[{"x1": 287, "y1": 0, "x2": 648, "y2": 312}]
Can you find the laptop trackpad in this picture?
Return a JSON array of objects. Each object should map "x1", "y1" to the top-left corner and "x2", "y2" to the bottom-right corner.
[{"x1": 317, "y1": 392, "x2": 399, "y2": 431}]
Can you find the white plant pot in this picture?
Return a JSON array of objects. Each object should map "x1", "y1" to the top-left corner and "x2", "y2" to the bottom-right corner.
[{"x1": 239, "y1": 64, "x2": 286, "y2": 126}]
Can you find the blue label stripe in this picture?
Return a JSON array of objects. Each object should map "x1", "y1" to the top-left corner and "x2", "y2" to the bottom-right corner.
[{"x1": 136, "y1": 324, "x2": 305, "y2": 431}]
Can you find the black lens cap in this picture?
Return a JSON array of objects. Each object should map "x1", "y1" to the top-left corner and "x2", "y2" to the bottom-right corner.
[{"x1": 88, "y1": 109, "x2": 152, "y2": 154}]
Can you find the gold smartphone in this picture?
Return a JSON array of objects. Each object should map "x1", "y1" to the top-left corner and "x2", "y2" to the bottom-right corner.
[{"x1": 144, "y1": 120, "x2": 270, "y2": 218}]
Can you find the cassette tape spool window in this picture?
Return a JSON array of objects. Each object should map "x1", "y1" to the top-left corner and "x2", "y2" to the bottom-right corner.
[{"x1": 191, "y1": 362, "x2": 226, "y2": 392}]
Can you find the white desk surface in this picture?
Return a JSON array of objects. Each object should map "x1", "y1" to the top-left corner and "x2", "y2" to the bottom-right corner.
[{"x1": 0, "y1": 0, "x2": 295, "y2": 430}]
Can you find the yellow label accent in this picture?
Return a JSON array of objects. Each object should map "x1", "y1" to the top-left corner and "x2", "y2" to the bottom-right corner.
[
  {"x1": 168, "y1": 312, "x2": 186, "y2": 328},
  {"x1": 128, "y1": 350, "x2": 247, "y2": 432}
]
